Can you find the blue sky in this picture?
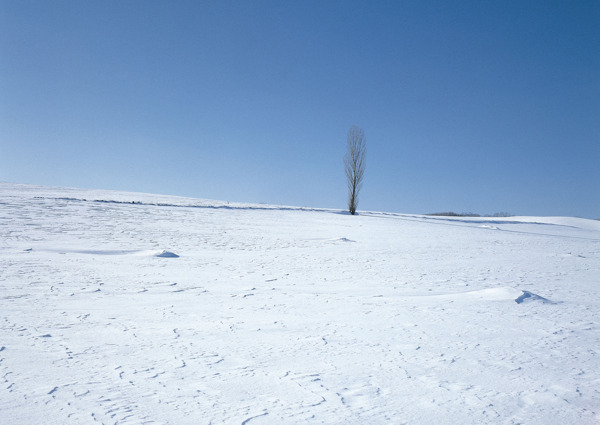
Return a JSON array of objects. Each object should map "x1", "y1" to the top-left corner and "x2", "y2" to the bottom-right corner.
[{"x1": 1, "y1": 0, "x2": 598, "y2": 218}]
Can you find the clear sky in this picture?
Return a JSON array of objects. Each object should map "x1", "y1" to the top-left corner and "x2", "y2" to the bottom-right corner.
[{"x1": 1, "y1": 0, "x2": 599, "y2": 218}]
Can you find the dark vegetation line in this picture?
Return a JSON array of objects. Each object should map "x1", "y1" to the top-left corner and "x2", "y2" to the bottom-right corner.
[
  {"x1": 33, "y1": 196, "x2": 334, "y2": 213},
  {"x1": 427, "y1": 212, "x2": 513, "y2": 218}
]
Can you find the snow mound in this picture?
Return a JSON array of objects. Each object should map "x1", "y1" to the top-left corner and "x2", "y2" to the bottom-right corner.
[
  {"x1": 332, "y1": 237, "x2": 355, "y2": 243},
  {"x1": 422, "y1": 287, "x2": 556, "y2": 305},
  {"x1": 155, "y1": 250, "x2": 179, "y2": 258},
  {"x1": 480, "y1": 225, "x2": 500, "y2": 230},
  {"x1": 455, "y1": 287, "x2": 523, "y2": 301},
  {"x1": 515, "y1": 290, "x2": 554, "y2": 304}
]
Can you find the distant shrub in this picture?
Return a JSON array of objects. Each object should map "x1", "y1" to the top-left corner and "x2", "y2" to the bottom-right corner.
[
  {"x1": 427, "y1": 212, "x2": 481, "y2": 217},
  {"x1": 488, "y1": 212, "x2": 513, "y2": 217},
  {"x1": 427, "y1": 211, "x2": 514, "y2": 218}
]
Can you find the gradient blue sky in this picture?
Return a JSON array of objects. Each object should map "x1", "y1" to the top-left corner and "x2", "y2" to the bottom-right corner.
[{"x1": 1, "y1": 0, "x2": 598, "y2": 217}]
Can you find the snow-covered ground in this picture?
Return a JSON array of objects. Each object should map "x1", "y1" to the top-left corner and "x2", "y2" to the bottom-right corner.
[{"x1": 1, "y1": 183, "x2": 599, "y2": 424}]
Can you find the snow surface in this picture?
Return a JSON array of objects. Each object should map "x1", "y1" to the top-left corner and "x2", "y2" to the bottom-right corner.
[{"x1": 1, "y1": 183, "x2": 599, "y2": 424}]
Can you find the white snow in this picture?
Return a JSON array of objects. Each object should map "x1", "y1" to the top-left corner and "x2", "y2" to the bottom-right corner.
[{"x1": 1, "y1": 183, "x2": 599, "y2": 424}]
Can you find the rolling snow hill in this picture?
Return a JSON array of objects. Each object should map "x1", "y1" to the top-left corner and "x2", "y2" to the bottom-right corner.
[{"x1": 1, "y1": 183, "x2": 599, "y2": 424}]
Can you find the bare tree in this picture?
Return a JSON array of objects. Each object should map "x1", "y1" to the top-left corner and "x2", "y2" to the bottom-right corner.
[{"x1": 344, "y1": 125, "x2": 366, "y2": 215}]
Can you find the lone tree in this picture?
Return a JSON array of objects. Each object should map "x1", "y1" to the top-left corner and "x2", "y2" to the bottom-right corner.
[{"x1": 344, "y1": 125, "x2": 366, "y2": 215}]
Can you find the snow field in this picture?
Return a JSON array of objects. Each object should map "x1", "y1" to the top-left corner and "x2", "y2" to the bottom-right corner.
[{"x1": 1, "y1": 183, "x2": 599, "y2": 424}]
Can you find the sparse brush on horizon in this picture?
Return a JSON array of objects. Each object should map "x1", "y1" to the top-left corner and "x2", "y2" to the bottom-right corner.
[{"x1": 427, "y1": 212, "x2": 514, "y2": 218}]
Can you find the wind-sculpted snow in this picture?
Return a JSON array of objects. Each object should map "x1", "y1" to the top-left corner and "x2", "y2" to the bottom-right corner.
[{"x1": 1, "y1": 183, "x2": 599, "y2": 424}]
